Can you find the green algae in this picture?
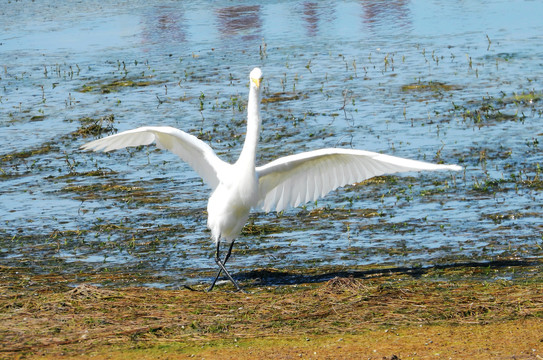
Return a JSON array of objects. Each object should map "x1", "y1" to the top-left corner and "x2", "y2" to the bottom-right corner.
[
  {"x1": 262, "y1": 92, "x2": 302, "y2": 104},
  {"x1": 510, "y1": 91, "x2": 542, "y2": 104},
  {"x1": 71, "y1": 114, "x2": 116, "y2": 138},
  {"x1": 78, "y1": 78, "x2": 167, "y2": 94},
  {"x1": 0, "y1": 143, "x2": 57, "y2": 163},
  {"x1": 401, "y1": 81, "x2": 461, "y2": 93}
]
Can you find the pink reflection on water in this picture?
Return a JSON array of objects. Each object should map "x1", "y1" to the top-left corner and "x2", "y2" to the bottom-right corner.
[
  {"x1": 215, "y1": 5, "x2": 262, "y2": 41},
  {"x1": 360, "y1": 0, "x2": 411, "y2": 32},
  {"x1": 140, "y1": 6, "x2": 186, "y2": 50}
]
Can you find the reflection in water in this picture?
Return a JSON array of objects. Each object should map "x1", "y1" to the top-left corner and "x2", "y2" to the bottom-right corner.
[
  {"x1": 215, "y1": 5, "x2": 262, "y2": 41},
  {"x1": 140, "y1": 6, "x2": 186, "y2": 49},
  {"x1": 360, "y1": 0, "x2": 411, "y2": 32},
  {"x1": 136, "y1": 2, "x2": 412, "y2": 51},
  {"x1": 302, "y1": 2, "x2": 319, "y2": 37},
  {"x1": 301, "y1": 2, "x2": 336, "y2": 37}
]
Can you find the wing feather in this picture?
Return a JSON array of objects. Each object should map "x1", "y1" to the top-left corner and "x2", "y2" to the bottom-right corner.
[
  {"x1": 81, "y1": 126, "x2": 228, "y2": 190},
  {"x1": 256, "y1": 148, "x2": 461, "y2": 212}
]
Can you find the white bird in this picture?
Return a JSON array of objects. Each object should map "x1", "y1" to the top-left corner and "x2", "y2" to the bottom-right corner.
[{"x1": 81, "y1": 67, "x2": 461, "y2": 291}]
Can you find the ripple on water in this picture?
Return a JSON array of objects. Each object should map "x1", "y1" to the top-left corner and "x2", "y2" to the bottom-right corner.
[{"x1": 1, "y1": 0, "x2": 543, "y2": 285}]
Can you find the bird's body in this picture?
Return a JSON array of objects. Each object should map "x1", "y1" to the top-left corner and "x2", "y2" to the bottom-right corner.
[
  {"x1": 82, "y1": 67, "x2": 461, "y2": 291},
  {"x1": 207, "y1": 70, "x2": 261, "y2": 244},
  {"x1": 207, "y1": 162, "x2": 257, "y2": 244}
]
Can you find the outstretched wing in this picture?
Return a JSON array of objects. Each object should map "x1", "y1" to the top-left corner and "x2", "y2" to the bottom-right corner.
[
  {"x1": 256, "y1": 148, "x2": 461, "y2": 212},
  {"x1": 81, "y1": 126, "x2": 228, "y2": 190}
]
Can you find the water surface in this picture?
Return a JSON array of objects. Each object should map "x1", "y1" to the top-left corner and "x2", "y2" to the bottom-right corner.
[{"x1": 1, "y1": 0, "x2": 542, "y2": 286}]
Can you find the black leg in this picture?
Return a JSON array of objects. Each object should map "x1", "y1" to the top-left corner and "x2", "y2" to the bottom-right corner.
[
  {"x1": 208, "y1": 241, "x2": 228, "y2": 291},
  {"x1": 213, "y1": 241, "x2": 234, "y2": 281},
  {"x1": 207, "y1": 241, "x2": 243, "y2": 292}
]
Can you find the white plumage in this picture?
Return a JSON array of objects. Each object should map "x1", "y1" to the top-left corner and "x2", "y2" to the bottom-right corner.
[{"x1": 81, "y1": 67, "x2": 461, "y2": 291}]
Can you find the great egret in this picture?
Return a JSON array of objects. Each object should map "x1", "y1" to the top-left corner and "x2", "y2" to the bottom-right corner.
[{"x1": 81, "y1": 67, "x2": 461, "y2": 291}]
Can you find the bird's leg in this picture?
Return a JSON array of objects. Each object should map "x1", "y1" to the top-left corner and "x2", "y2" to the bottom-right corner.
[
  {"x1": 208, "y1": 241, "x2": 230, "y2": 289},
  {"x1": 207, "y1": 241, "x2": 242, "y2": 292}
]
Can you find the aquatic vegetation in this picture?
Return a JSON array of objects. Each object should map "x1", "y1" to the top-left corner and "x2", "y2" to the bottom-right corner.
[
  {"x1": 401, "y1": 81, "x2": 462, "y2": 93},
  {"x1": 78, "y1": 78, "x2": 167, "y2": 94},
  {"x1": 261, "y1": 92, "x2": 301, "y2": 104},
  {"x1": 1, "y1": 143, "x2": 57, "y2": 163},
  {"x1": 451, "y1": 89, "x2": 543, "y2": 125},
  {"x1": 510, "y1": 90, "x2": 542, "y2": 104},
  {"x1": 70, "y1": 114, "x2": 117, "y2": 138}
]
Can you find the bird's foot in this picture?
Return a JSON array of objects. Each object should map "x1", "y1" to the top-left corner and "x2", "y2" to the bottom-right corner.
[{"x1": 208, "y1": 257, "x2": 244, "y2": 293}]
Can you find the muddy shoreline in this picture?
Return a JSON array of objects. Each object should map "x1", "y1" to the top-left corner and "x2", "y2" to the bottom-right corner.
[{"x1": 1, "y1": 260, "x2": 542, "y2": 359}]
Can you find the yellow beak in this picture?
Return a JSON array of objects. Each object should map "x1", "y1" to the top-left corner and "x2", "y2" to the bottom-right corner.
[{"x1": 251, "y1": 77, "x2": 261, "y2": 87}]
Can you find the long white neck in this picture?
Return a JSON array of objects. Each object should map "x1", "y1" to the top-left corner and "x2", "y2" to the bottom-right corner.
[{"x1": 236, "y1": 83, "x2": 261, "y2": 168}]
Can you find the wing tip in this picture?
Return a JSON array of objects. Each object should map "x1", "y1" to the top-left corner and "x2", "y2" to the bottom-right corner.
[
  {"x1": 446, "y1": 164, "x2": 463, "y2": 171},
  {"x1": 80, "y1": 139, "x2": 110, "y2": 153},
  {"x1": 79, "y1": 142, "x2": 94, "y2": 152}
]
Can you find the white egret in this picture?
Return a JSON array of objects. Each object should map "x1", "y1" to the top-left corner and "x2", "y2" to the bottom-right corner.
[{"x1": 81, "y1": 67, "x2": 461, "y2": 291}]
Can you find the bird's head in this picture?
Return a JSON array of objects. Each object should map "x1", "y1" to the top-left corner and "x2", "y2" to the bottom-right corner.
[{"x1": 250, "y1": 67, "x2": 263, "y2": 88}]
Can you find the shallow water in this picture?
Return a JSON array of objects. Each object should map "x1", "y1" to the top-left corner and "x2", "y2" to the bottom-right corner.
[{"x1": 1, "y1": 0, "x2": 542, "y2": 287}]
